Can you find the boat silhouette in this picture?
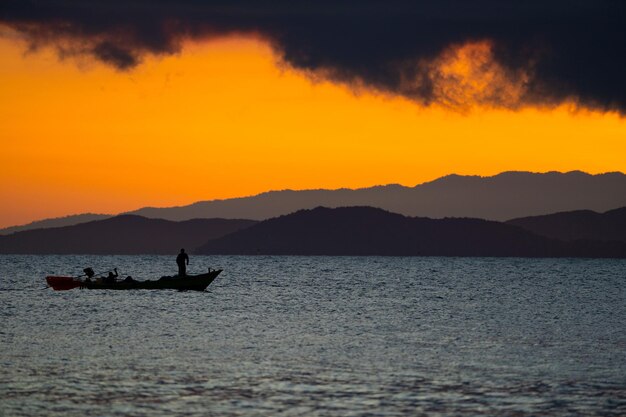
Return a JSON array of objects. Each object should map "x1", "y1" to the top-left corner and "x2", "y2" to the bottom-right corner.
[{"x1": 46, "y1": 269, "x2": 222, "y2": 291}]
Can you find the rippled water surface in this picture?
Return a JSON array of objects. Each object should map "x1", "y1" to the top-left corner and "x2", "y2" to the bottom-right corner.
[{"x1": 1, "y1": 255, "x2": 625, "y2": 416}]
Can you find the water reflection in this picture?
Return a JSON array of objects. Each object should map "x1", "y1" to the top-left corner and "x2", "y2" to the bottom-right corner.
[{"x1": 1, "y1": 255, "x2": 625, "y2": 416}]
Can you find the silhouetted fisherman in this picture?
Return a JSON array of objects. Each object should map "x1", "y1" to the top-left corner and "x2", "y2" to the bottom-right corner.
[{"x1": 176, "y1": 248, "x2": 189, "y2": 276}]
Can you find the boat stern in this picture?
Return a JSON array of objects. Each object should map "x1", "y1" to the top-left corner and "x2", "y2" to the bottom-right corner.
[{"x1": 46, "y1": 276, "x2": 82, "y2": 291}]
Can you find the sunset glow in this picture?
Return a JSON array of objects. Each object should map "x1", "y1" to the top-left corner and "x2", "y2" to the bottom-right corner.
[{"x1": 1, "y1": 35, "x2": 625, "y2": 228}]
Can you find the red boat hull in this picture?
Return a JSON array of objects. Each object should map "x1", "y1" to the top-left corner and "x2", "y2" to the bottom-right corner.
[{"x1": 46, "y1": 276, "x2": 82, "y2": 291}]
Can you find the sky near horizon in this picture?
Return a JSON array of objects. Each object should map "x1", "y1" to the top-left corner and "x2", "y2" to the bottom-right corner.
[{"x1": 1, "y1": 2, "x2": 626, "y2": 228}]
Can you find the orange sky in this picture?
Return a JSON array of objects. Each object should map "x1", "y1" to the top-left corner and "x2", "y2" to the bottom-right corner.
[{"x1": 1, "y1": 35, "x2": 625, "y2": 228}]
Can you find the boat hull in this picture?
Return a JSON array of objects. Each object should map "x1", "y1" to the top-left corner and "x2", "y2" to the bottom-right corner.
[
  {"x1": 47, "y1": 270, "x2": 222, "y2": 291},
  {"x1": 46, "y1": 276, "x2": 82, "y2": 291}
]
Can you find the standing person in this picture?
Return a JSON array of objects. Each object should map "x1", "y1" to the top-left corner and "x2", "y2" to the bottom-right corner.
[{"x1": 176, "y1": 248, "x2": 189, "y2": 276}]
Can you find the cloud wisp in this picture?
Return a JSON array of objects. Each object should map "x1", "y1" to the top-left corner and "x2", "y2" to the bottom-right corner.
[{"x1": 2, "y1": 0, "x2": 625, "y2": 112}]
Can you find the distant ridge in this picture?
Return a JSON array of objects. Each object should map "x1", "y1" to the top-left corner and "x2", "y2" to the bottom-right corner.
[
  {"x1": 4, "y1": 171, "x2": 626, "y2": 232},
  {"x1": 508, "y1": 207, "x2": 626, "y2": 242},
  {"x1": 0, "y1": 213, "x2": 111, "y2": 236},
  {"x1": 128, "y1": 171, "x2": 626, "y2": 222},
  {"x1": 196, "y1": 206, "x2": 626, "y2": 258},
  {"x1": 0, "y1": 215, "x2": 256, "y2": 254}
]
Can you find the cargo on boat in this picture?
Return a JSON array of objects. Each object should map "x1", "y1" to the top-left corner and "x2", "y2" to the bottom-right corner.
[{"x1": 46, "y1": 269, "x2": 222, "y2": 292}]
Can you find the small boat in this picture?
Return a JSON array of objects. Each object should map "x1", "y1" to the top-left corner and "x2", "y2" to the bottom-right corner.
[{"x1": 46, "y1": 269, "x2": 222, "y2": 292}]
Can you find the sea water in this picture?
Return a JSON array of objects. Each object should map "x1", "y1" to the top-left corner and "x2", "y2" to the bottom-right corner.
[{"x1": 1, "y1": 255, "x2": 625, "y2": 416}]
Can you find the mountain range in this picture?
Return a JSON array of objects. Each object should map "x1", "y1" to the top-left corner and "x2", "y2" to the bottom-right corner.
[
  {"x1": 196, "y1": 207, "x2": 626, "y2": 258},
  {"x1": 1, "y1": 206, "x2": 625, "y2": 258},
  {"x1": 128, "y1": 171, "x2": 626, "y2": 222},
  {"x1": 3, "y1": 171, "x2": 626, "y2": 234}
]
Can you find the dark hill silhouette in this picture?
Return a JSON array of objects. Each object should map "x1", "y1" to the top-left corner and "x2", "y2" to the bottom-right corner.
[
  {"x1": 0, "y1": 213, "x2": 111, "y2": 236},
  {"x1": 196, "y1": 207, "x2": 626, "y2": 258},
  {"x1": 507, "y1": 207, "x2": 626, "y2": 242},
  {"x1": 129, "y1": 171, "x2": 626, "y2": 222},
  {"x1": 0, "y1": 215, "x2": 256, "y2": 254}
]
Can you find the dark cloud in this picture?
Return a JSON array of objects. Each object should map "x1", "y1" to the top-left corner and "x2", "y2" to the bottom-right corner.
[
  {"x1": 92, "y1": 41, "x2": 138, "y2": 69},
  {"x1": 1, "y1": 0, "x2": 625, "y2": 111}
]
